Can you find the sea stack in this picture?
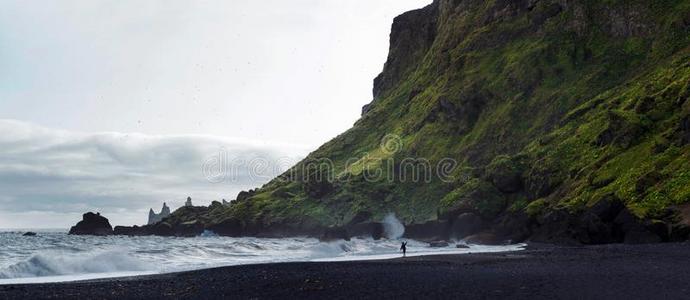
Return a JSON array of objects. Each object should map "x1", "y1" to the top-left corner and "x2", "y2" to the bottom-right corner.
[
  {"x1": 68, "y1": 212, "x2": 113, "y2": 236},
  {"x1": 148, "y1": 202, "x2": 171, "y2": 225}
]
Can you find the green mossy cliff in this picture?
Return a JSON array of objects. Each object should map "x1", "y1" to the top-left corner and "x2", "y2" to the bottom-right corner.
[{"x1": 132, "y1": 0, "x2": 690, "y2": 244}]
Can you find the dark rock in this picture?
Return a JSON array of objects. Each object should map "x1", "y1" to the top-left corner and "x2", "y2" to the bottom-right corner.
[
  {"x1": 69, "y1": 212, "x2": 113, "y2": 236},
  {"x1": 613, "y1": 208, "x2": 643, "y2": 234},
  {"x1": 594, "y1": 112, "x2": 645, "y2": 148},
  {"x1": 346, "y1": 211, "x2": 373, "y2": 227},
  {"x1": 464, "y1": 232, "x2": 507, "y2": 245},
  {"x1": 22, "y1": 232, "x2": 36, "y2": 236},
  {"x1": 429, "y1": 241, "x2": 449, "y2": 248},
  {"x1": 408, "y1": 88, "x2": 423, "y2": 101},
  {"x1": 113, "y1": 225, "x2": 143, "y2": 236},
  {"x1": 404, "y1": 220, "x2": 449, "y2": 241},
  {"x1": 424, "y1": 93, "x2": 487, "y2": 133},
  {"x1": 579, "y1": 212, "x2": 616, "y2": 244},
  {"x1": 613, "y1": 208, "x2": 663, "y2": 244},
  {"x1": 600, "y1": 4, "x2": 654, "y2": 38},
  {"x1": 529, "y1": 209, "x2": 583, "y2": 245},
  {"x1": 623, "y1": 229, "x2": 662, "y2": 244},
  {"x1": 174, "y1": 220, "x2": 205, "y2": 237},
  {"x1": 525, "y1": 162, "x2": 562, "y2": 200},
  {"x1": 361, "y1": 103, "x2": 372, "y2": 116},
  {"x1": 531, "y1": 3, "x2": 563, "y2": 26},
  {"x1": 449, "y1": 213, "x2": 486, "y2": 239},
  {"x1": 634, "y1": 96, "x2": 656, "y2": 114},
  {"x1": 494, "y1": 211, "x2": 532, "y2": 243},
  {"x1": 149, "y1": 222, "x2": 174, "y2": 236},
  {"x1": 348, "y1": 222, "x2": 384, "y2": 240},
  {"x1": 670, "y1": 223, "x2": 690, "y2": 242},
  {"x1": 588, "y1": 195, "x2": 625, "y2": 222},
  {"x1": 635, "y1": 171, "x2": 663, "y2": 194},
  {"x1": 209, "y1": 218, "x2": 245, "y2": 237},
  {"x1": 486, "y1": 156, "x2": 523, "y2": 193},
  {"x1": 573, "y1": 195, "x2": 627, "y2": 244},
  {"x1": 669, "y1": 204, "x2": 690, "y2": 241},
  {"x1": 209, "y1": 201, "x2": 223, "y2": 210},
  {"x1": 236, "y1": 190, "x2": 256, "y2": 202},
  {"x1": 456, "y1": 244, "x2": 470, "y2": 249},
  {"x1": 372, "y1": 1, "x2": 439, "y2": 99},
  {"x1": 645, "y1": 220, "x2": 670, "y2": 242},
  {"x1": 676, "y1": 115, "x2": 690, "y2": 145},
  {"x1": 441, "y1": 179, "x2": 507, "y2": 220},
  {"x1": 301, "y1": 162, "x2": 334, "y2": 199},
  {"x1": 320, "y1": 227, "x2": 350, "y2": 242}
]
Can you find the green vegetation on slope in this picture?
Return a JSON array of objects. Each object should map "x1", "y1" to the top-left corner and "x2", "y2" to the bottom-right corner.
[{"x1": 180, "y1": 0, "x2": 690, "y2": 240}]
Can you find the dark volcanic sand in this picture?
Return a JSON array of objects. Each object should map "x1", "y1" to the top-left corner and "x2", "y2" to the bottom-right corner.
[{"x1": 2, "y1": 243, "x2": 690, "y2": 299}]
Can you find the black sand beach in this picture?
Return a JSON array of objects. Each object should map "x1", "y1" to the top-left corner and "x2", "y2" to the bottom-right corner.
[{"x1": 2, "y1": 243, "x2": 690, "y2": 299}]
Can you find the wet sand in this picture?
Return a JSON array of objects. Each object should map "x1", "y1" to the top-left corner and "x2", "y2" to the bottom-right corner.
[{"x1": 2, "y1": 242, "x2": 690, "y2": 299}]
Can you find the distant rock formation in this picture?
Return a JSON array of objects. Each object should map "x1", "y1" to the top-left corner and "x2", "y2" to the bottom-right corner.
[
  {"x1": 22, "y1": 232, "x2": 36, "y2": 236},
  {"x1": 69, "y1": 212, "x2": 113, "y2": 235},
  {"x1": 148, "y1": 202, "x2": 171, "y2": 225},
  {"x1": 222, "y1": 199, "x2": 230, "y2": 206},
  {"x1": 114, "y1": 205, "x2": 211, "y2": 237},
  {"x1": 185, "y1": 196, "x2": 193, "y2": 207}
]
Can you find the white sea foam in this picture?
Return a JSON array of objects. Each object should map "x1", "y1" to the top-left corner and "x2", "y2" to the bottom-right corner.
[
  {"x1": 0, "y1": 231, "x2": 525, "y2": 284},
  {"x1": 0, "y1": 250, "x2": 150, "y2": 279}
]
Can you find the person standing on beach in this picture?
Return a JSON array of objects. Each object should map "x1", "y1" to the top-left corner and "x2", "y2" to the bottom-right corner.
[{"x1": 400, "y1": 241, "x2": 407, "y2": 257}]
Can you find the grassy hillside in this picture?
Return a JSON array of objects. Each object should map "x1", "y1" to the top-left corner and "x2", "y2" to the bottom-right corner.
[{"x1": 159, "y1": 0, "x2": 690, "y2": 243}]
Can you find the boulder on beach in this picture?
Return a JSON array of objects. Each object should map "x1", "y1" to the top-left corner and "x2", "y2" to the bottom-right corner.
[
  {"x1": 429, "y1": 241, "x2": 449, "y2": 248},
  {"x1": 464, "y1": 232, "x2": 507, "y2": 245},
  {"x1": 68, "y1": 212, "x2": 113, "y2": 236}
]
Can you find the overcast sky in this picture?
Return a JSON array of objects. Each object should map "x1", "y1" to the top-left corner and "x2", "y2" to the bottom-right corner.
[{"x1": 0, "y1": 0, "x2": 430, "y2": 228}]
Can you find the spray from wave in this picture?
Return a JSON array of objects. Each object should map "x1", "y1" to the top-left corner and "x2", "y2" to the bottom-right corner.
[
  {"x1": 382, "y1": 213, "x2": 405, "y2": 239},
  {"x1": 0, "y1": 250, "x2": 150, "y2": 279}
]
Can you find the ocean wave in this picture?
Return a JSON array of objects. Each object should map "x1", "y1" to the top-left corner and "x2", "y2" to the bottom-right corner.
[
  {"x1": 0, "y1": 232, "x2": 525, "y2": 282},
  {"x1": 0, "y1": 250, "x2": 150, "y2": 279}
]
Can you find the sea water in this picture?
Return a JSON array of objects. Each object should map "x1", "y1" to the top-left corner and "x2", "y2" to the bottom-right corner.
[{"x1": 0, "y1": 230, "x2": 525, "y2": 284}]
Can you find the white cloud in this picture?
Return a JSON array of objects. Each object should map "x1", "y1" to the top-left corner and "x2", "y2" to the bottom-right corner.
[{"x1": 0, "y1": 119, "x2": 309, "y2": 228}]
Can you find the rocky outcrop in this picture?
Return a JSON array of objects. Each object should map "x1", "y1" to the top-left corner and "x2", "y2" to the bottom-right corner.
[
  {"x1": 449, "y1": 213, "x2": 487, "y2": 240},
  {"x1": 69, "y1": 212, "x2": 113, "y2": 236},
  {"x1": 148, "y1": 202, "x2": 171, "y2": 225},
  {"x1": 371, "y1": 1, "x2": 439, "y2": 99},
  {"x1": 113, "y1": 225, "x2": 143, "y2": 236}
]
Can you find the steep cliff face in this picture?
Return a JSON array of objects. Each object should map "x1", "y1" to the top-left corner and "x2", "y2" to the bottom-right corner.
[{"x1": 160, "y1": 0, "x2": 690, "y2": 243}]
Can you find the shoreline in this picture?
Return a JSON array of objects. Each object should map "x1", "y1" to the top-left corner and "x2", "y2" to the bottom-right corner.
[
  {"x1": 0, "y1": 242, "x2": 527, "y2": 285},
  {"x1": 2, "y1": 242, "x2": 690, "y2": 299}
]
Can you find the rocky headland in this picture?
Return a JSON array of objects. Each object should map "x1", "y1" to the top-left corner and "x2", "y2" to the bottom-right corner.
[{"x1": 72, "y1": 0, "x2": 690, "y2": 245}]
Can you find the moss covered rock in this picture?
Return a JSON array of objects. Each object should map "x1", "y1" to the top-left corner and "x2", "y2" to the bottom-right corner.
[
  {"x1": 485, "y1": 155, "x2": 524, "y2": 193},
  {"x1": 441, "y1": 179, "x2": 507, "y2": 220}
]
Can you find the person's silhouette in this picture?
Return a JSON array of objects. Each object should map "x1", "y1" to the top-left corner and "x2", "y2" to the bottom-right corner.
[{"x1": 400, "y1": 241, "x2": 408, "y2": 257}]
